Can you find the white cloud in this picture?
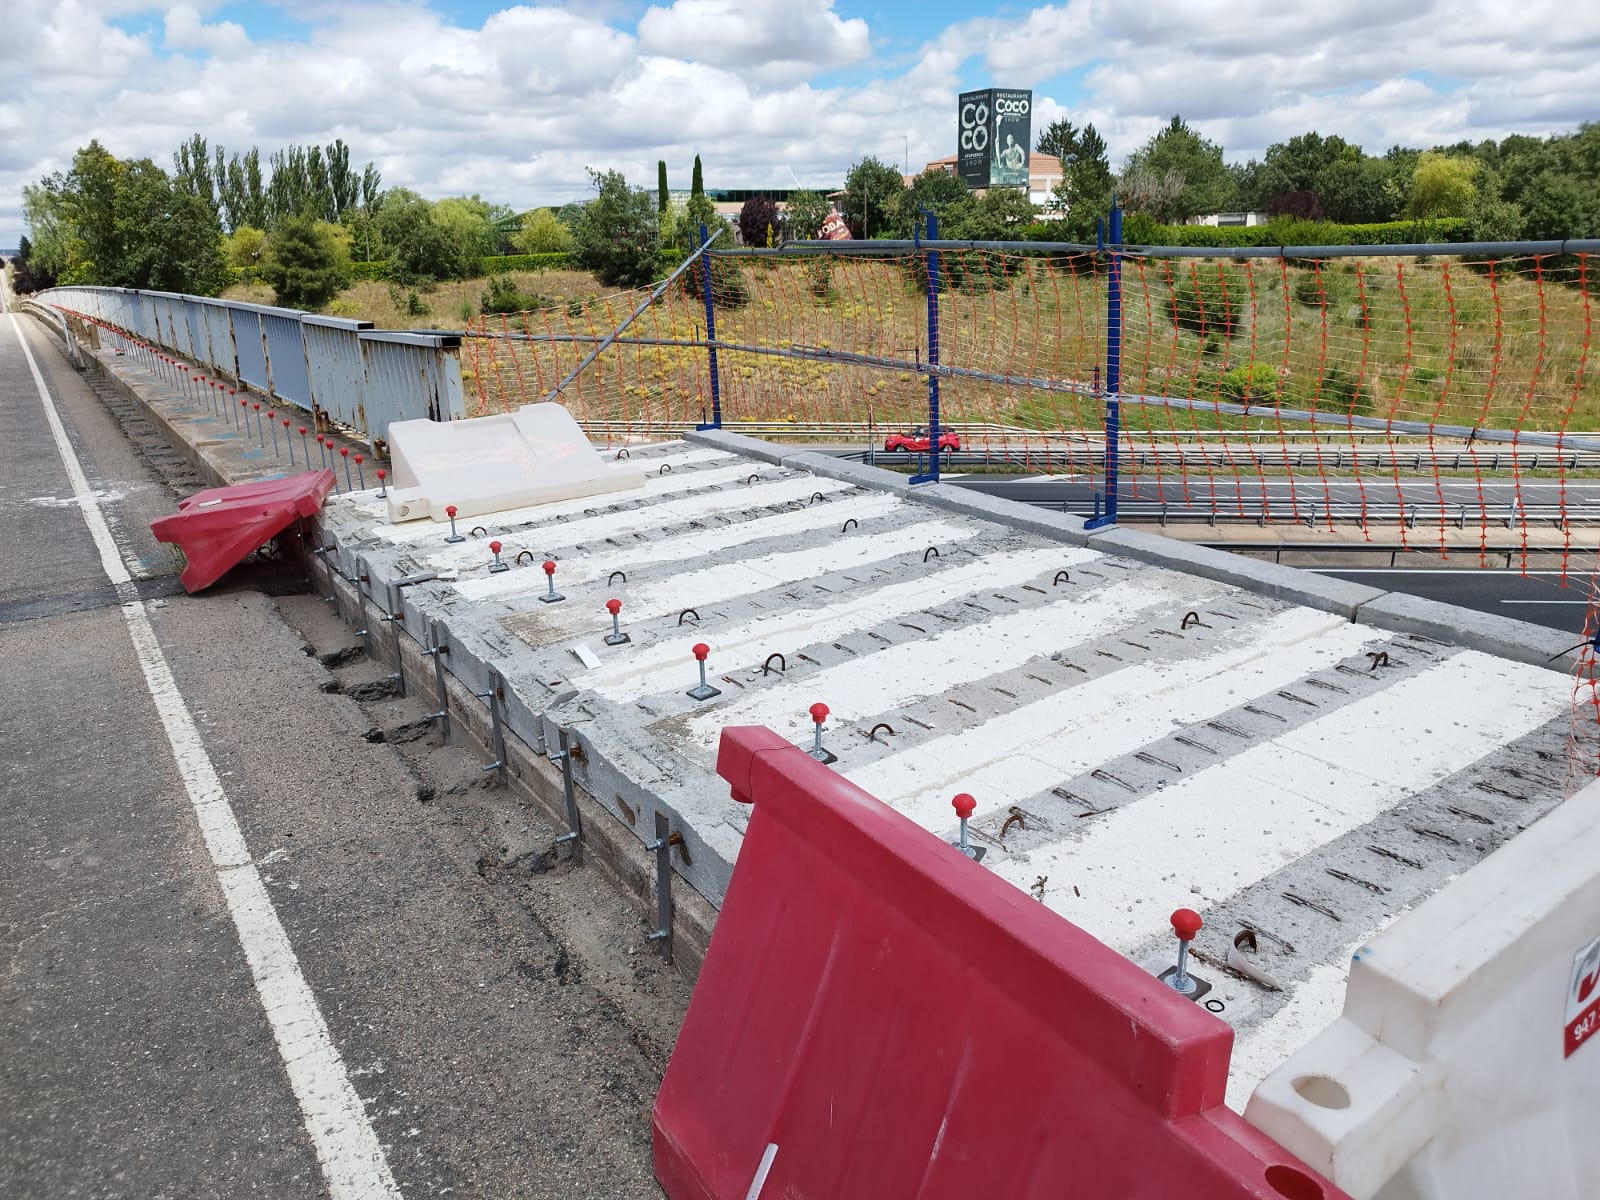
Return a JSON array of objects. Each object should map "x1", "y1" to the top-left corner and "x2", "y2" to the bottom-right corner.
[{"x1": 2, "y1": 0, "x2": 1596, "y2": 247}]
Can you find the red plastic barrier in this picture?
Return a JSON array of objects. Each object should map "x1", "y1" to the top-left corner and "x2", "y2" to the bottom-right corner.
[
  {"x1": 150, "y1": 469, "x2": 336, "y2": 593},
  {"x1": 653, "y1": 726, "x2": 1349, "y2": 1200}
]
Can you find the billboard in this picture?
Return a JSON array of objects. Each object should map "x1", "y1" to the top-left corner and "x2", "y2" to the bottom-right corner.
[{"x1": 957, "y1": 88, "x2": 1031, "y2": 189}]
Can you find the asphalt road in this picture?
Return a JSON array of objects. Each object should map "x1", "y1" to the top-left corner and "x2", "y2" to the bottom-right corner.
[{"x1": 1, "y1": 284, "x2": 684, "y2": 1197}]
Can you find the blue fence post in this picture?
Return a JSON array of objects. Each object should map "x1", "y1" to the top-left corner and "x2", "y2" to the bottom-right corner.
[
  {"x1": 910, "y1": 210, "x2": 941, "y2": 485},
  {"x1": 696, "y1": 222, "x2": 722, "y2": 430},
  {"x1": 1086, "y1": 202, "x2": 1122, "y2": 529}
]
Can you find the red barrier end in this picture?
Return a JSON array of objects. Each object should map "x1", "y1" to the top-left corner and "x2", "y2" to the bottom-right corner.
[
  {"x1": 542, "y1": 560, "x2": 556, "y2": 575},
  {"x1": 810, "y1": 702, "x2": 830, "y2": 725},
  {"x1": 952, "y1": 792, "x2": 976, "y2": 820},
  {"x1": 692, "y1": 642, "x2": 710, "y2": 662},
  {"x1": 606, "y1": 598, "x2": 621, "y2": 615},
  {"x1": 1171, "y1": 909, "x2": 1202, "y2": 942}
]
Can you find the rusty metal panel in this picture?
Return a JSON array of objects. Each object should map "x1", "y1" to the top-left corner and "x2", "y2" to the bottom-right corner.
[
  {"x1": 357, "y1": 331, "x2": 465, "y2": 452},
  {"x1": 260, "y1": 311, "x2": 311, "y2": 411},
  {"x1": 184, "y1": 300, "x2": 213, "y2": 369},
  {"x1": 199, "y1": 300, "x2": 237, "y2": 379},
  {"x1": 302, "y1": 315, "x2": 372, "y2": 432},
  {"x1": 233, "y1": 308, "x2": 270, "y2": 395}
]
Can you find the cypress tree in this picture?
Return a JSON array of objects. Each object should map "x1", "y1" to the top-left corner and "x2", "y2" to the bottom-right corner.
[
  {"x1": 691, "y1": 155, "x2": 703, "y2": 198},
  {"x1": 658, "y1": 160, "x2": 668, "y2": 213}
]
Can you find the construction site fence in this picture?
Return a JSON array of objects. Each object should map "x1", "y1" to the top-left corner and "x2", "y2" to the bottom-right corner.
[{"x1": 31, "y1": 285, "x2": 465, "y2": 453}]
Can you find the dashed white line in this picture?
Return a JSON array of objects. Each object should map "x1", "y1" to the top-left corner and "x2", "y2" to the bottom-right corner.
[{"x1": 10, "y1": 310, "x2": 402, "y2": 1200}]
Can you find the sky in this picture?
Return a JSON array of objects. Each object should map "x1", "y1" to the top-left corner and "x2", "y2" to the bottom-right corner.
[{"x1": 3, "y1": 0, "x2": 1598, "y2": 248}]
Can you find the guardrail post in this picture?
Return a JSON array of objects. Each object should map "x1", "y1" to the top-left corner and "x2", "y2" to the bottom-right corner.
[
  {"x1": 911, "y1": 210, "x2": 942, "y2": 485},
  {"x1": 696, "y1": 222, "x2": 722, "y2": 430},
  {"x1": 1086, "y1": 202, "x2": 1121, "y2": 529}
]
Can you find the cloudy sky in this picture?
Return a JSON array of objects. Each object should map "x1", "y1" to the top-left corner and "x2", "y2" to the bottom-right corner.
[{"x1": 4, "y1": 0, "x2": 1597, "y2": 247}]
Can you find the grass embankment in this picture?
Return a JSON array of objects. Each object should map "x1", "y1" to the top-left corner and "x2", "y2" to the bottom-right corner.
[{"x1": 229, "y1": 252, "x2": 1598, "y2": 437}]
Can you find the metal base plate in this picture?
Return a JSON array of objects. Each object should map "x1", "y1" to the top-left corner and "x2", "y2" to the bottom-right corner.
[
  {"x1": 604, "y1": 632, "x2": 631, "y2": 646},
  {"x1": 807, "y1": 746, "x2": 838, "y2": 766},
  {"x1": 539, "y1": 591, "x2": 566, "y2": 603},
  {"x1": 1155, "y1": 966, "x2": 1213, "y2": 1002},
  {"x1": 488, "y1": 561, "x2": 510, "y2": 573},
  {"x1": 444, "y1": 534, "x2": 465, "y2": 544},
  {"x1": 686, "y1": 684, "x2": 722, "y2": 701},
  {"x1": 952, "y1": 842, "x2": 988, "y2": 863}
]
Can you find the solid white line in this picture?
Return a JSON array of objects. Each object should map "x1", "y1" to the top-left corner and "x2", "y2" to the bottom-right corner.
[
  {"x1": 9, "y1": 312, "x2": 402, "y2": 1199},
  {"x1": 1324, "y1": 569, "x2": 1577, "y2": 576},
  {"x1": 1500, "y1": 599, "x2": 1589, "y2": 605}
]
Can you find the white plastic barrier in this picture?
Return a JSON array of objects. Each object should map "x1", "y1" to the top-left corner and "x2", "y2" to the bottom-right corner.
[
  {"x1": 1245, "y1": 777, "x2": 1600, "y2": 1200},
  {"x1": 384, "y1": 403, "x2": 643, "y2": 523}
]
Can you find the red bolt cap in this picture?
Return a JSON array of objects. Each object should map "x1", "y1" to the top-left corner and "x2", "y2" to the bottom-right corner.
[
  {"x1": 606, "y1": 598, "x2": 621, "y2": 615},
  {"x1": 692, "y1": 642, "x2": 709, "y2": 661},
  {"x1": 952, "y1": 792, "x2": 976, "y2": 820},
  {"x1": 340, "y1": 447, "x2": 349, "y2": 458},
  {"x1": 446, "y1": 504, "x2": 457, "y2": 517},
  {"x1": 283, "y1": 418, "x2": 290, "y2": 428},
  {"x1": 542, "y1": 560, "x2": 556, "y2": 575},
  {"x1": 354, "y1": 453, "x2": 363, "y2": 464},
  {"x1": 253, "y1": 403, "x2": 261, "y2": 411},
  {"x1": 267, "y1": 410, "x2": 275, "y2": 419},
  {"x1": 489, "y1": 540, "x2": 502, "y2": 555},
  {"x1": 298, "y1": 426, "x2": 307, "y2": 435},
  {"x1": 1171, "y1": 909, "x2": 1202, "y2": 941},
  {"x1": 810, "y1": 702, "x2": 829, "y2": 725},
  {"x1": 376, "y1": 468, "x2": 386, "y2": 480}
]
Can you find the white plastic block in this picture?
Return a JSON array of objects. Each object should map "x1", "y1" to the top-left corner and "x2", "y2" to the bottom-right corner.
[
  {"x1": 1244, "y1": 777, "x2": 1600, "y2": 1200},
  {"x1": 384, "y1": 403, "x2": 644, "y2": 522}
]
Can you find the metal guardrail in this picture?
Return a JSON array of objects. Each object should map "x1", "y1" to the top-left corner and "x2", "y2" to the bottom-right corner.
[
  {"x1": 34, "y1": 286, "x2": 465, "y2": 453},
  {"x1": 1021, "y1": 497, "x2": 1587, "y2": 529}
]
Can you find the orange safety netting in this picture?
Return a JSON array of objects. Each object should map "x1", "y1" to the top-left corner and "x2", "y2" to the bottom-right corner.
[{"x1": 463, "y1": 244, "x2": 1597, "y2": 570}]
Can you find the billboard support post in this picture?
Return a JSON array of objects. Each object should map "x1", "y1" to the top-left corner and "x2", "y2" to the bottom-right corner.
[{"x1": 911, "y1": 211, "x2": 940, "y2": 486}]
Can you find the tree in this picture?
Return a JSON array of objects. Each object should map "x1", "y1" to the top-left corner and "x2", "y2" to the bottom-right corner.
[
  {"x1": 225, "y1": 225, "x2": 268, "y2": 269},
  {"x1": 375, "y1": 189, "x2": 468, "y2": 282},
  {"x1": 691, "y1": 155, "x2": 704, "y2": 201},
  {"x1": 840, "y1": 156, "x2": 905, "y2": 238},
  {"x1": 895, "y1": 169, "x2": 973, "y2": 237},
  {"x1": 573, "y1": 169, "x2": 660, "y2": 288},
  {"x1": 782, "y1": 189, "x2": 829, "y2": 241},
  {"x1": 1120, "y1": 116, "x2": 1235, "y2": 222},
  {"x1": 1050, "y1": 122, "x2": 1114, "y2": 238},
  {"x1": 1519, "y1": 169, "x2": 1600, "y2": 240},
  {"x1": 737, "y1": 194, "x2": 780, "y2": 247},
  {"x1": 262, "y1": 215, "x2": 347, "y2": 309},
  {"x1": 433, "y1": 195, "x2": 499, "y2": 268},
  {"x1": 515, "y1": 210, "x2": 574, "y2": 254},
  {"x1": 658, "y1": 161, "x2": 669, "y2": 213},
  {"x1": 1405, "y1": 151, "x2": 1477, "y2": 219},
  {"x1": 1035, "y1": 119, "x2": 1079, "y2": 161}
]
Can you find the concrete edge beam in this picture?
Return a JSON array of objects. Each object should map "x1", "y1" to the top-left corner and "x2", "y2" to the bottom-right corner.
[
  {"x1": 908, "y1": 482, "x2": 1091, "y2": 547},
  {"x1": 682, "y1": 427, "x2": 788, "y2": 465},
  {"x1": 1353, "y1": 590, "x2": 1581, "y2": 674},
  {"x1": 777, "y1": 449, "x2": 913, "y2": 494},
  {"x1": 1088, "y1": 526, "x2": 1385, "y2": 619}
]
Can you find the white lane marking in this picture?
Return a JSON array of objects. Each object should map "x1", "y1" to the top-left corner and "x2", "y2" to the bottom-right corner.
[
  {"x1": 10, "y1": 312, "x2": 402, "y2": 1200},
  {"x1": 1501, "y1": 599, "x2": 1589, "y2": 605},
  {"x1": 847, "y1": 608, "x2": 1382, "y2": 820},
  {"x1": 453, "y1": 491, "x2": 899, "y2": 601},
  {"x1": 683, "y1": 574, "x2": 1236, "y2": 755},
  {"x1": 584, "y1": 545, "x2": 1103, "y2": 701}
]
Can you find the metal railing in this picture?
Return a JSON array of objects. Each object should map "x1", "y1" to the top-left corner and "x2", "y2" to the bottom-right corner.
[{"x1": 33, "y1": 285, "x2": 465, "y2": 453}]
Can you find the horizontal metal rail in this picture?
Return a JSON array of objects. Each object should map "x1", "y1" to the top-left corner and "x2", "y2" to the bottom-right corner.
[{"x1": 757, "y1": 238, "x2": 1600, "y2": 259}]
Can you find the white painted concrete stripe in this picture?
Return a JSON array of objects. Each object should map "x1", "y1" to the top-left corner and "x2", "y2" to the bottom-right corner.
[
  {"x1": 846, "y1": 608, "x2": 1382, "y2": 821},
  {"x1": 994, "y1": 648, "x2": 1565, "y2": 954},
  {"x1": 10, "y1": 312, "x2": 402, "y2": 1200},
  {"x1": 683, "y1": 573, "x2": 1237, "y2": 754},
  {"x1": 584, "y1": 545, "x2": 1105, "y2": 701},
  {"x1": 421, "y1": 474, "x2": 857, "y2": 577},
  {"x1": 454, "y1": 491, "x2": 902, "y2": 601},
  {"x1": 1225, "y1": 954, "x2": 1362, "y2": 1113},
  {"x1": 364, "y1": 451, "x2": 748, "y2": 542}
]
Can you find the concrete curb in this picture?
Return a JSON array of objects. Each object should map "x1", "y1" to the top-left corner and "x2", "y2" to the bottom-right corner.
[{"x1": 1353, "y1": 591, "x2": 1583, "y2": 672}]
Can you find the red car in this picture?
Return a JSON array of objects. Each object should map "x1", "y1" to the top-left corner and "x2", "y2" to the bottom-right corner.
[{"x1": 884, "y1": 428, "x2": 961, "y2": 453}]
